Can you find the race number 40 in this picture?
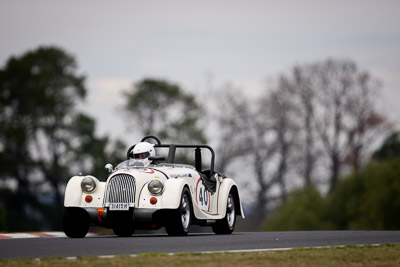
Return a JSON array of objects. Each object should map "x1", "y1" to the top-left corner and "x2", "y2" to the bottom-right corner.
[{"x1": 196, "y1": 178, "x2": 211, "y2": 212}]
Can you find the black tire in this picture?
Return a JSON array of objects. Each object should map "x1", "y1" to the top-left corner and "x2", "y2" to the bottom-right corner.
[
  {"x1": 113, "y1": 222, "x2": 135, "y2": 237},
  {"x1": 166, "y1": 187, "x2": 192, "y2": 236},
  {"x1": 63, "y1": 208, "x2": 90, "y2": 238},
  {"x1": 212, "y1": 191, "x2": 236, "y2": 234}
]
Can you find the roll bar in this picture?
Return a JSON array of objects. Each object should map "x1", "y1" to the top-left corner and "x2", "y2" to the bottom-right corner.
[{"x1": 126, "y1": 136, "x2": 215, "y2": 178}]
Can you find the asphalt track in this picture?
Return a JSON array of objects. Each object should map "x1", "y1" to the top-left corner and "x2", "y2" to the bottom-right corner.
[{"x1": 1, "y1": 231, "x2": 400, "y2": 260}]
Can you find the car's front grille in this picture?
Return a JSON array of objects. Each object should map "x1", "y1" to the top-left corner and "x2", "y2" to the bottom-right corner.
[{"x1": 105, "y1": 174, "x2": 136, "y2": 207}]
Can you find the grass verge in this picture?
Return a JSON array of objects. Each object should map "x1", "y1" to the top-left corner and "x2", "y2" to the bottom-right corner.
[{"x1": 0, "y1": 243, "x2": 399, "y2": 267}]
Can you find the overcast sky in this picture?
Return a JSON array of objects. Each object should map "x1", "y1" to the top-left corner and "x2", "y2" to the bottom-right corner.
[{"x1": 1, "y1": 0, "x2": 400, "y2": 143}]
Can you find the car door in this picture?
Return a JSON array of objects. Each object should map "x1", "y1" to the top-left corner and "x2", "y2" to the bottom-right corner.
[{"x1": 194, "y1": 173, "x2": 220, "y2": 215}]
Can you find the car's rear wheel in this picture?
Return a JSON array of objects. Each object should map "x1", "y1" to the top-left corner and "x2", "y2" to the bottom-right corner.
[
  {"x1": 113, "y1": 222, "x2": 135, "y2": 237},
  {"x1": 63, "y1": 208, "x2": 90, "y2": 238},
  {"x1": 166, "y1": 187, "x2": 192, "y2": 236},
  {"x1": 212, "y1": 191, "x2": 236, "y2": 234}
]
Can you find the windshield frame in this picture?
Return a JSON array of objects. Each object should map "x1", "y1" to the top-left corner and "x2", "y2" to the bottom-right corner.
[{"x1": 115, "y1": 159, "x2": 150, "y2": 170}]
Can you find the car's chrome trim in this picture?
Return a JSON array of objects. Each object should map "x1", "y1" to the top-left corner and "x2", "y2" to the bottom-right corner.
[{"x1": 105, "y1": 174, "x2": 136, "y2": 207}]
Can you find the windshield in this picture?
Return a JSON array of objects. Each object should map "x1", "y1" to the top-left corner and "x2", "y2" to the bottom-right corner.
[{"x1": 115, "y1": 159, "x2": 149, "y2": 170}]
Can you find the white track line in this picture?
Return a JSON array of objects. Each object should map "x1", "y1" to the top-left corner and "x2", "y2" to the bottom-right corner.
[{"x1": 0, "y1": 232, "x2": 98, "y2": 239}]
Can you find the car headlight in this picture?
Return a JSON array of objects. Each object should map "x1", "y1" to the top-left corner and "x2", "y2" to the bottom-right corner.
[
  {"x1": 148, "y1": 179, "x2": 164, "y2": 195},
  {"x1": 81, "y1": 176, "x2": 97, "y2": 193}
]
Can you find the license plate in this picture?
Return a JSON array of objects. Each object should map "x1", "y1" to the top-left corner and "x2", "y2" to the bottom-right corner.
[{"x1": 109, "y1": 203, "x2": 130, "y2": 210}]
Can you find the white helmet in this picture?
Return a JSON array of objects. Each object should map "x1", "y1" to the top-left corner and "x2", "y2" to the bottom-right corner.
[{"x1": 132, "y1": 142, "x2": 155, "y2": 159}]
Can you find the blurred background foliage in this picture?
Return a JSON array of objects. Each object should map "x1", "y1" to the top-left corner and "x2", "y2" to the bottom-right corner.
[
  {"x1": 0, "y1": 46, "x2": 126, "y2": 231},
  {"x1": 263, "y1": 136, "x2": 400, "y2": 231},
  {"x1": 0, "y1": 45, "x2": 399, "y2": 232}
]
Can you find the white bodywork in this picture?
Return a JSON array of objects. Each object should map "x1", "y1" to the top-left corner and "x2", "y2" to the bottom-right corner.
[
  {"x1": 64, "y1": 163, "x2": 244, "y2": 221},
  {"x1": 63, "y1": 137, "x2": 245, "y2": 237}
]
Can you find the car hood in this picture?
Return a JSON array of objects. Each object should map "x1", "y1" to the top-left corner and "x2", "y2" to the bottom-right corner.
[{"x1": 107, "y1": 167, "x2": 168, "y2": 187}]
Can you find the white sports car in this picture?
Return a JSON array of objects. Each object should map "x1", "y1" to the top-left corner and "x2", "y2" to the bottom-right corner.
[{"x1": 63, "y1": 136, "x2": 245, "y2": 238}]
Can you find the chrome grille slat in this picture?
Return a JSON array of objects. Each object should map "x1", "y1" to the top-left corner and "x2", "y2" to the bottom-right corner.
[{"x1": 105, "y1": 174, "x2": 135, "y2": 207}]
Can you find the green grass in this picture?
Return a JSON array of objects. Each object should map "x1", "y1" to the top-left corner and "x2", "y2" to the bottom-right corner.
[{"x1": 1, "y1": 243, "x2": 399, "y2": 267}]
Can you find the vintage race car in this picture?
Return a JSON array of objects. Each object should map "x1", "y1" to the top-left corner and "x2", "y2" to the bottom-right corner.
[{"x1": 63, "y1": 136, "x2": 245, "y2": 238}]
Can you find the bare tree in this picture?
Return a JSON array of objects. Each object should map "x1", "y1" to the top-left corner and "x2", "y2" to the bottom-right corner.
[
  {"x1": 212, "y1": 87, "x2": 274, "y2": 229},
  {"x1": 314, "y1": 60, "x2": 354, "y2": 191},
  {"x1": 213, "y1": 83, "x2": 298, "y2": 229},
  {"x1": 344, "y1": 72, "x2": 388, "y2": 171},
  {"x1": 259, "y1": 80, "x2": 299, "y2": 203},
  {"x1": 211, "y1": 86, "x2": 259, "y2": 173},
  {"x1": 210, "y1": 59, "x2": 388, "y2": 230},
  {"x1": 291, "y1": 66, "x2": 319, "y2": 187},
  {"x1": 288, "y1": 59, "x2": 388, "y2": 192}
]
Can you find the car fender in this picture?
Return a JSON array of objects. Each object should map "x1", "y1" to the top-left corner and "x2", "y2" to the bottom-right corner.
[
  {"x1": 218, "y1": 178, "x2": 245, "y2": 219},
  {"x1": 64, "y1": 176, "x2": 106, "y2": 207},
  {"x1": 138, "y1": 178, "x2": 188, "y2": 209}
]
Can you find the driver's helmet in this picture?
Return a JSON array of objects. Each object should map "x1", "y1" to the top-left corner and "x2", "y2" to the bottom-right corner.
[{"x1": 132, "y1": 142, "x2": 155, "y2": 159}]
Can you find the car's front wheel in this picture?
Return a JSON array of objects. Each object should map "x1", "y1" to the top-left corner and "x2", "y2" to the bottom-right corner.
[
  {"x1": 166, "y1": 187, "x2": 192, "y2": 236},
  {"x1": 63, "y1": 208, "x2": 90, "y2": 238},
  {"x1": 212, "y1": 191, "x2": 236, "y2": 234}
]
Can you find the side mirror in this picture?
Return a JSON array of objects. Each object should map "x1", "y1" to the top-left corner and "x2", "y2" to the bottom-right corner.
[{"x1": 105, "y1": 163, "x2": 114, "y2": 173}]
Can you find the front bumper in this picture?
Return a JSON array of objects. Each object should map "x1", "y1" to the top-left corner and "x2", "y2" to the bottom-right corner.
[{"x1": 66, "y1": 207, "x2": 170, "y2": 229}]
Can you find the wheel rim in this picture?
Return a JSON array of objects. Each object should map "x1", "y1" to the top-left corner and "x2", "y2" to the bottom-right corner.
[
  {"x1": 226, "y1": 194, "x2": 235, "y2": 228},
  {"x1": 180, "y1": 194, "x2": 190, "y2": 230}
]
